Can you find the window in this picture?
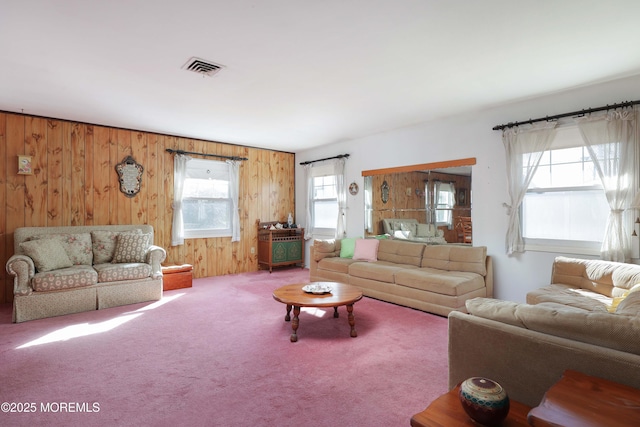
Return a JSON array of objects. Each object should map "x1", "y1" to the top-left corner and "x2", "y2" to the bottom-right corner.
[
  {"x1": 311, "y1": 174, "x2": 338, "y2": 234},
  {"x1": 182, "y1": 159, "x2": 233, "y2": 238},
  {"x1": 522, "y1": 126, "x2": 610, "y2": 251},
  {"x1": 434, "y1": 182, "x2": 455, "y2": 228},
  {"x1": 304, "y1": 159, "x2": 346, "y2": 239}
]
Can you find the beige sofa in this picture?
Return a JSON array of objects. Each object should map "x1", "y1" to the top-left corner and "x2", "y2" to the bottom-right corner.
[
  {"x1": 6, "y1": 225, "x2": 166, "y2": 323},
  {"x1": 381, "y1": 218, "x2": 447, "y2": 244},
  {"x1": 309, "y1": 238, "x2": 492, "y2": 316},
  {"x1": 448, "y1": 256, "x2": 640, "y2": 407}
]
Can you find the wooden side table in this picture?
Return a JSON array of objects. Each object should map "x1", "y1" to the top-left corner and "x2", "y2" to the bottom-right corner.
[
  {"x1": 410, "y1": 384, "x2": 532, "y2": 427},
  {"x1": 161, "y1": 264, "x2": 193, "y2": 291},
  {"x1": 528, "y1": 370, "x2": 640, "y2": 427}
]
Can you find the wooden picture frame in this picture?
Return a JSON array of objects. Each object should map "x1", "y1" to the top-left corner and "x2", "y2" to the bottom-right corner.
[{"x1": 18, "y1": 155, "x2": 33, "y2": 175}]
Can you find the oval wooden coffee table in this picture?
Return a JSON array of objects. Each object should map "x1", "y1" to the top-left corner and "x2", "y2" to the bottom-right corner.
[{"x1": 272, "y1": 282, "x2": 363, "y2": 342}]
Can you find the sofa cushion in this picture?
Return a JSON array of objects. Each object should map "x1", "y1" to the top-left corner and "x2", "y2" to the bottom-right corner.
[
  {"x1": 527, "y1": 284, "x2": 611, "y2": 312},
  {"x1": 352, "y1": 238, "x2": 379, "y2": 262},
  {"x1": 377, "y1": 239, "x2": 425, "y2": 267},
  {"x1": 516, "y1": 303, "x2": 640, "y2": 356},
  {"x1": 31, "y1": 265, "x2": 98, "y2": 291},
  {"x1": 317, "y1": 257, "x2": 359, "y2": 274},
  {"x1": 94, "y1": 263, "x2": 153, "y2": 282},
  {"x1": 465, "y1": 298, "x2": 525, "y2": 327},
  {"x1": 395, "y1": 268, "x2": 485, "y2": 296},
  {"x1": 421, "y1": 245, "x2": 487, "y2": 276},
  {"x1": 349, "y1": 261, "x2": 416, "y2": 283},
  {"x1": 616, "y1": 285, "x2": 640, "y2": 316},
  {"x1": 466, "y1": 297, "x2": 640, "y2": 355},
  {"x1": 465, "y1": 298, "x2": 588, "y2": 328},
  {"x1": 416, "y1": 223, "x2": 433, "y2": 238},
  {"x1": 29, "y1": 233, "x2": 93, "y2": 265},
  {"x1": 112, "y1": 233, "x2": 150, "y2": 263},
  {"x1": 551, "y1": 256, "x2": 640, "y2": 297},
  {"x1": 340, "y1": 238, "x2": 357, "y2": 258},
  {"x1": 92, "y1": 229, "x2": 143, "y2": 264},
  {"x1": 20, "y1": 239, "x2": 73, "y2": 272}
]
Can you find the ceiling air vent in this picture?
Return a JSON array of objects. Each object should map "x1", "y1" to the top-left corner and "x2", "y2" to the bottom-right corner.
[{"x1": 182, "y1": 57, "x2": 224, "y2": 77}]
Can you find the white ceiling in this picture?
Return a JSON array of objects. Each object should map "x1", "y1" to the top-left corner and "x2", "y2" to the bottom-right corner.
[{"x1": 2, "y1": 1, "x2": 640, "y2": 153}]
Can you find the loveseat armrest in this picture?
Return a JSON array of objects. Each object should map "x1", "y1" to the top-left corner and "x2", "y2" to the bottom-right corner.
[
  {"x1": 6, "y1": 255, "x2": 35, "y2": 296},
  {"x1": 146, "y1": 245, "x2": 167, "y2": 279}
]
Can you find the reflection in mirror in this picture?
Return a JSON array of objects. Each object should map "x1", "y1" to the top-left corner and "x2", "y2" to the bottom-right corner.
[{"x1": 362, "y1": 158, "x2": 474, "y2": 245}]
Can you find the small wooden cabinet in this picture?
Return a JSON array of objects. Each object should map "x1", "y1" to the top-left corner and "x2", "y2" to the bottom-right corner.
[{"x1": 257, "y1": 220, "x2": 304, "y2": 272}]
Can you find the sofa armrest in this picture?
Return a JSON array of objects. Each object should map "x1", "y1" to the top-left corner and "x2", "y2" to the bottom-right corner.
[
  {"x1": 6, "y1": 255, "x2": 35, "y2": 296},
  {"x1": 146, "y1": 245, "x2": 167, "y2": 279}
]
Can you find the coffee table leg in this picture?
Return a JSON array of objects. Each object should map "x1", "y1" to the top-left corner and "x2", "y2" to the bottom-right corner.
[
  {"x1": 284, "y1": 304, "x2": 292, "y2": 321},
  {"x1": 347, "y1": 304, "x2": 357, "y2": 338},
  {"x1": 333, "y1": 307, "x2": 339, "y2": 318},
  {"x1": 290, "y1": 306, "x2": 300, "y2": 342}
]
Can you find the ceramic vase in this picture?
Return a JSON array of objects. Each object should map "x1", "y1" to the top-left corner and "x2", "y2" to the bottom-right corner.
[{"x1": 459, "y1": 377, "x2": 510, "y2": 426}]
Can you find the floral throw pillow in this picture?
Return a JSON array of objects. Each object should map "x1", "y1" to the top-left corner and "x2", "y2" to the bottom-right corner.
[
  {"x1": 92, "y1": 230, "x2": 142, "y2": 264},
  {"x1": 111, "y1": 233, "x2": 150, "y2": 264},
  {"x1": 20, "y1": 239, "x2": 74, "y2": 272},
  {"x1": 29, "y1": 233, "x2": 93, "y2": 265}
]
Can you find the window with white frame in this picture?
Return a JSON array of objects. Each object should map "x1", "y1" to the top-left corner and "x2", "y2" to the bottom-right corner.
[
  {"x1": 311, "y1": 173, "x2": 339, "y2": 235},
  {"x1": 521, "y1": 126, "x2": 610, "y2": 249},
  {"x1": 434, "y1": 181, "x2": 455, "y2": 228},
  {"x1": 182, "y1": 158, "x2": 233, "y2": 238}
]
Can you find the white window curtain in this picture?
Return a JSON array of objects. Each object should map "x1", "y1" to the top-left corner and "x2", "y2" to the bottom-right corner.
[
  {"x1": 576, "y1": 108, "x2": 637, "y2": 261},
  {"x1": 303, "y1": 164, "x2": 314, "y2": 240},
  {"x1": 226, "y1": 160, "x2": 241, "y2": 242},
  {"x1": 334, "y1": 158, "x2": 347, "y2": 238},
  {"x1": 303, "y1": 158, "x2": 347, "y2": 240},
  {"x1": 171, "y1": 154, "x2": 191, "y2": 246},
  {"x1": 503, "y1": 122, "x2": 557, "y2": 254},
  {"x1": 364, "y1": 176, "x2": 373, "y2": 233}
]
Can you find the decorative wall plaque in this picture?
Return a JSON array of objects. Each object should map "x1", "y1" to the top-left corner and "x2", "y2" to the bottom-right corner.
[
  {"x1": 381, "y1": 180, "x2": 389, "y2": 204},
  {"x1": 115, "y1": 156, "x2": 144, "y2": 197}
]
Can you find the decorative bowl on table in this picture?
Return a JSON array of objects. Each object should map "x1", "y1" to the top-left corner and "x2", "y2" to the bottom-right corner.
[
  {"x1": 302, "y1": 283, "x2": 333, "y2": 294},
  {"x1": 459, "y1": 377, "x2": 510, "y2": 426}
]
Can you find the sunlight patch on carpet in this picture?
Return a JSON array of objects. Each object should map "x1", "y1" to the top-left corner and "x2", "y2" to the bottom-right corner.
[
  {"x1": 17, "y1": 294, "x2": 186, "y2": 349},
  {"x1": 17, "y1": 313, "x2": 143, "y2": 349},
  {"x1": 132, "y1": 293, "x2": 185, "y2": 312},
  {"x1": 301, "y1": 307, "x2": 327, "y2": 318}
]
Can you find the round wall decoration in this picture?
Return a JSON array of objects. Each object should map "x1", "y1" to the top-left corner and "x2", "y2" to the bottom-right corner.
[{"x1": 349, "y1": 182, "x2": 359, "y2": 195}]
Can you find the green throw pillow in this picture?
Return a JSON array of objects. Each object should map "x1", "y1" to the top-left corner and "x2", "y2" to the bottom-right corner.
[{"x1": 340, "y1": 238, "x2": 358, "y2": 258}]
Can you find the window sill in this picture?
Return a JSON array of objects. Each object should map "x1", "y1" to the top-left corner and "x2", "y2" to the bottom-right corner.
[{"x1": 524, "y1": 241, "x2": 601, "y2": 256}]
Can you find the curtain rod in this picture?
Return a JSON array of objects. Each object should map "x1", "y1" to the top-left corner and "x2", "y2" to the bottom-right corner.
[
  {"x1": 492, "y1": 100, "x2": 640, "y2": 131},
  {"x1": 165, "y1": 148, "x2": 248, "y2": 161},
  {"x1": 299, "y1": 153, "x2": 349, "y2": 166}
]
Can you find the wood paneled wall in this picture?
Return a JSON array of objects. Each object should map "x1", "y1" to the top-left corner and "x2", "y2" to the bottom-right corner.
[{"x1": 0, "y1": 112, "x2": 295, "y2": 303}]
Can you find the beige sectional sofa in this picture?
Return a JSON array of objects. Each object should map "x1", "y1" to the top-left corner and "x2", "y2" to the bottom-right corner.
[
  {"x1": 6, "y1": 225, "x2": 166, "y2": 323},
  {"x1": 449, "y1": 256, "x2": 640, "y2": 407},
  {"x1": 381, "y1": 218, "x2": 447, "y2": 244},
  {"x1": 309, "y1": 238, "x2": 492, "y2": 316}
]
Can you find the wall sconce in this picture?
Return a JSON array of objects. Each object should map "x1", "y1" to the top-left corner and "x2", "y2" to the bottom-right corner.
[{"x1": 17, "y1": 155, "x2": 33, "y2": 175}]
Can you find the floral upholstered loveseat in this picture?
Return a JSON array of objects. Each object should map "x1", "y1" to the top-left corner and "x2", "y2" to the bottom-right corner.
[{"x1": 6, "y1": 225, "x2": 166, "y2": 323}]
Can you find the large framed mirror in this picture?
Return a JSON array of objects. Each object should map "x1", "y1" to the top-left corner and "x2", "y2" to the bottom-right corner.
[{"x1": 362, "y1": 158, "x2": 475, "y2": 245}]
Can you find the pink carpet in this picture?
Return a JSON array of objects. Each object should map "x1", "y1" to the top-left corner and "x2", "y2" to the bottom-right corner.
[{"x1": 0, "y1": 269, "x2": 448, "y2": 426}]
